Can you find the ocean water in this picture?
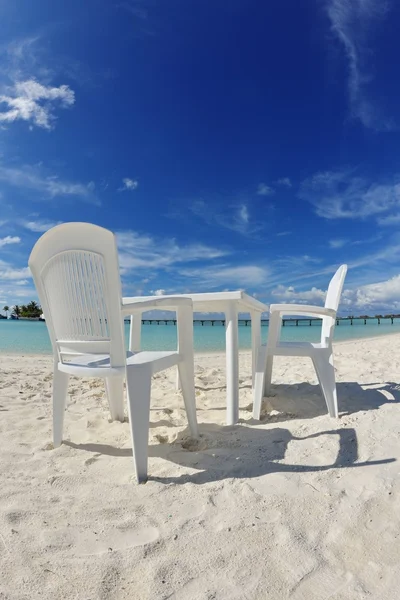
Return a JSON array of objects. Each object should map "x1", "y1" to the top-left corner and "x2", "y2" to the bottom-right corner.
[{"x1": 0, "y1": 318, "x2": 399, "y2": 354}]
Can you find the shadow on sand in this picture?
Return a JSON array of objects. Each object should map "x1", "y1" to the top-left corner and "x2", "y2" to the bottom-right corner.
[
  {"x1": 254, "y1": 380, "x2": 400, "y2": 421},
  {"x1": 64, "y1": 379, "x2": 399, "y2": 484}
]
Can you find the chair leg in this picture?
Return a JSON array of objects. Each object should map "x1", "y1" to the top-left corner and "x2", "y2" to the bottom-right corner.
[
  {"x1": 126, "y1": 365, "x2": 152, "y2": 483},
  {"x1": 178, "y1": 360, "x2": 198, "y2": 438},
  {"x1": 313, "y1": 351, "x2": 338, "y2": 418},
  {"x1": 175, "y1": 367, "x2": 181, "y2": 391},
  {"x1": 53, "y1": 366, "x2": 69, "y2": 447},
  {"x1": 263, "y1": 355, "x2": 274, "y2": 396},
  {"x1": 253, "y1": 345, "x2": 267, "y2": 420},
  {"x1": 264, "y1": 312, "x2": 281, "y2": 396},
  {"x1": 105, "y1": 376, "x2": 125, "y2": 422}
]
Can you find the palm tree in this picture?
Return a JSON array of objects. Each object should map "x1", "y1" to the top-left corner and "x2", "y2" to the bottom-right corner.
[
  {"x1": 13, "y1": 305, "x2": 21, "y2": 317},
  {"x1": 27, "y1": 300, "x2": 41, "y2": 317},
  {"x1": 3, "y1": 305, "x2": 9, "y2": 318}
]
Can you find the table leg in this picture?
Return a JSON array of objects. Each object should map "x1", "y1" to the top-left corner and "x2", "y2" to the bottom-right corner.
[
  {"x1": 129, "y1": 313, "x2": 141, "y2": 352},
  {"x1": 225, "y1": 301, "x2": 239, "y2": 425},
  {"x1": 250, "y1": 311, "x2": 261, "y2": 388}
]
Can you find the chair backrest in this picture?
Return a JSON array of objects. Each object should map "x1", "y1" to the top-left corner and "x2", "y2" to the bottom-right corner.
[
  {"x1": 320, "y1": 264, "x2": 348, "y2": 344},
  {"x1": 29, "y1": 223, "x2": 126, "y2": 367}
]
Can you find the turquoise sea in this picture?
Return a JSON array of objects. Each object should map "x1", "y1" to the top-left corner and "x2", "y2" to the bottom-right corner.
[{"x1": 1, "y1": 318, "x2": 399, "y2": 354}]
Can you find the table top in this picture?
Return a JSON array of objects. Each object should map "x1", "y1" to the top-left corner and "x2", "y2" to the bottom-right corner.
[{"x1": 122, "y1": 291, "x2": 268, "y2": 314}]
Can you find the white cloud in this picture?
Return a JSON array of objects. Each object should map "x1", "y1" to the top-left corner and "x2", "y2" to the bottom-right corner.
[
  {"x1": 342, "y1": 275, "x2": 400, "y2": 311},
  {"x1": 329, "y1": 238, "x2": 347, "y2": 249},
  {"x1": 300, "y1": 170, "x2": 400, "y2": 220},
  {"x1": 276, "y1": 177, "x2": 292, "y2": 188},
  {"x1": 21, "y1": 219, "x2": 62, "y2": 232},
  {"x1": 119, "y1": 178, "x2": 138, "y2": 191},
  {"x1": 0, "y1": 164, "x2": 97, "y2": 202},
  {"x1": 0, "y1": 79, "x2": 75, "y2": 130},
  {"x1": 270, "y1": 268, "x2": 400, "y2": 313},
  {"x1": 117, "y1": 230, "x2": 229, "y2": 271},
  {"x1": 14, "y1": 279, "x2": 29, "y2": 286},
  {"x1": 0, "y1": 235, "x2": 20, "y2": 248},
  {"x1": 271, "y1": 284, "x2": 326, "y2": 305},
  {"x1": 0, "y1": 260, "x2": 33, "y2": 306},
  {"x1": 153, "y1": 289, "x2": 166, "y2": 296},
  {"x1": 327, "y1": 0, "x2": 395, "y2": 131},
  {"x1": 276, "y1": 231, "x2": 291, "y2": 237},
  {"x1": 0, "y1": 266, "x2": 30, "y2": 280},
  {"x1": 257, "y1": 183, "x2": 275, "y2": 196}
]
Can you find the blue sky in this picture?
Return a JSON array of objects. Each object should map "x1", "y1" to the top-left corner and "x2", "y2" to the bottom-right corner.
[{"x1": 1, "y1": 0, "x2": 400, "y2": 315}]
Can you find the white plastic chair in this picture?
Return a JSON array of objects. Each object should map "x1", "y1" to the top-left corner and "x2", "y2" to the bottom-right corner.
[
  {"x1": 28, "y1": 222, "x2": 198, "y2": 483},
  {"x1": 253, "y1": 265, "x2": 347, "y2": 420}
]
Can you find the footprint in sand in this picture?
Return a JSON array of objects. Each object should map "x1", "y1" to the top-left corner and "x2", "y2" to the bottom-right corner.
[
  {"x1": 5, "y1": 510, "x2": 30, "y2": 525},
  {"x1": 48, "y1": 475, "x2": 87, "y2": 491},
  {"x1": 84, "y1": 454, "x2": 101, "y2": 466},
  {"x1": 154, "y1": 434, "x2": 169, "y2": 444},
  {"x1": 73, "y1": 526, "x2": 159, "y2": 556}
]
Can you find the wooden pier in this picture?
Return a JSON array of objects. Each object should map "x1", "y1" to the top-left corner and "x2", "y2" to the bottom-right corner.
[{"x1": 123, "y1": 316, "x2": 400, "y2": 327}]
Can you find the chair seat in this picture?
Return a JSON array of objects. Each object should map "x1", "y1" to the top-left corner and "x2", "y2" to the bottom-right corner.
[
  {"x1": 263, "y1": 341, "x2": 329, "y2": 357},
  {"x1": 277, "y1": 341, "x2": 327, "y2": 350},
  {"x1": 59, "y1": 350, "x2": 181, "y2": 377}
]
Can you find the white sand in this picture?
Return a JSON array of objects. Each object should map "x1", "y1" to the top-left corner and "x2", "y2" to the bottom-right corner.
[{"x1": 1, "y1": 334, "x2": 400, "y2": 599}]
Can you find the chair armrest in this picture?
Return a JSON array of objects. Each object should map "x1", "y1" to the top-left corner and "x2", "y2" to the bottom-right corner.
[
  {"x1": 122, "y1": 295, "x2": 192, "y2": 315},
  {"x1": 269, "y1": 304, "x2": 336, "y2": 319}
]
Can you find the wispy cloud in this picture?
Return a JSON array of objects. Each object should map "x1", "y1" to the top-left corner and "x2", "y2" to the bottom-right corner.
[
  {"x1": 276, "y1": 231, "x2": 291, "y2": 237},
  {"x1": 300, "y1": 170, "x2": 400, "y2": 220},
  {"x1": 329, "y1": 238, "x2": 347, "y2": 248},
  {"x1": 20, "y1": 219, "x2": 63, "y2": 233},
  {"x1": 119, "y1": 177, "x2": 138, "y2": 191},
  {"x1": 276, "y1": 177, "x2": 292, "y2": 188},
  {"x1": 0, "y1": 164, "x2": 97, "y2": 203},
  {"x1": 179, "y1": 264, "x2": 270, "y2": 289},
  {"x1": 117, "y1": 1, "x2": 148, "y2": 19},
  {"x1": 377, "y1": 213, "x2": 400, "y2": 226},
  {"x1": 117, "y1": 230, "x2": 229, "y2": 270},
  {"x1": 238, "y1": 204, "x2": 249, "y2": 224},
  {"x1": 0, "y1": 79, "x2": 75, "y2": 130},
  {"x1": 226, "y1": 204, "x2": 262, "y2": 235},
  {"x1": 274, "y1": 254, "x2": 322, "y2": 270},
  {"x1": 257, "y1": 183, "x2": 275, "y2": 196},
  {"x1": 0, "y1": 235, "x2": 20, "y2": 248},
  {"x1": 1, "y1": 36, "x2": 48, "y2": 81},
  {"x1": 189, "y1": 199, "x2": 262, "y2": 237},
  {"x1": 326, "y1": 0, "x2": 395, "y2": 131}
]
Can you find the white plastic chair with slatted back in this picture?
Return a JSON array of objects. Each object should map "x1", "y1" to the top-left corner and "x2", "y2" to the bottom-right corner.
[
  {"x1": 28, "y1": 222, "x2": 198, "y2": 483},
  {"x1": 253, "y1": 265, "x2": 348, "y2": 420}
]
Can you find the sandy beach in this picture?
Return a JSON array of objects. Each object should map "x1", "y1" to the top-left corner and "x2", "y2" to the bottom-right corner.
[{"x1": 1, "y1": 333, "x2": 400, "y2": 599}]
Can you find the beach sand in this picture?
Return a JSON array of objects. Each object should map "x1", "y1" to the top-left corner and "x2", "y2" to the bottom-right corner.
[{"x1": 1, "y1": 334, "x2": 400, "y2": 599}]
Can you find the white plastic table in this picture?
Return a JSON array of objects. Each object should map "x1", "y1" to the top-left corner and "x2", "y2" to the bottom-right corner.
[{"x1": 122, "y1": 292, "x2": 268, "y2": 425}]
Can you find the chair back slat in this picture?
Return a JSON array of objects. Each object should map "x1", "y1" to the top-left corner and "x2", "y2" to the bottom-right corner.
[
  {"x1": 29, "y1": 223, "x2": 126, "y2": 367},
  {"x1": 321, "y1": 264, "x2": 347, "y2": 344}
]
